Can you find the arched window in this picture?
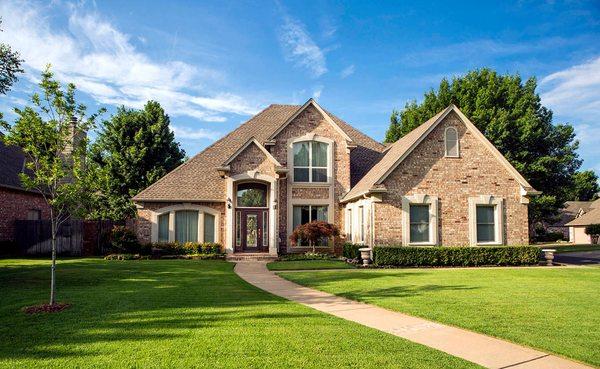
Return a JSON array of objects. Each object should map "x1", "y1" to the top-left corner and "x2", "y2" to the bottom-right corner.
[
  {"x1": 445, "y1": 127, "x2": 459, "y2": 157},
  {"x1": 292, "y1": 141, "x2": 329, "y2": 182},
  {"x1": 236, "y1": 182, "x2": 267, "y2": 207}
]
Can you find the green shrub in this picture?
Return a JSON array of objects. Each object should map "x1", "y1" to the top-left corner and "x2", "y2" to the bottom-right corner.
[
  {"x1": 343, "y1": 243, "x2": 361, "y2": 259},
  {"x1": 373, "y1": 246, "x2": 540, "y2": 267},
  {"x1": 584, "y1": 224, "x2": 600, "y2": 236},
  {"x1": 108, "y1": 226, "x2": 140, "y2": 254},
  {"x1": 152, "y1": 242, "x2": 223, "y2": 255},
  {"x1": 280, "y1": 252, "x2": 334, "y2": 261}
]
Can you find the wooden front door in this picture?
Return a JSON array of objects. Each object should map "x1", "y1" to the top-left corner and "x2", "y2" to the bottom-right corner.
[{"x1": 238, "y1": 209, "x2": 268, "y2": 252}]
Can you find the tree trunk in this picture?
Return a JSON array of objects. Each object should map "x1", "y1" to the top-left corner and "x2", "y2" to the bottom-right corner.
[{"x1": 50, "y1": 221, "x2": 57, "y2": 305}]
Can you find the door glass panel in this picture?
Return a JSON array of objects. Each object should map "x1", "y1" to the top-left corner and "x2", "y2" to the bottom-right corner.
[
  {"x1": 246, "y1": 214, "x2": 258, "y2": 247},
  {"x1": 236, "y1": 183, "x2": 267, "y2": 207},
  {"x1": 235, "y1": 211, "x2": 241, "y2": 246},
  {"x1": 262, "y1": 211, "x2": 268, "y2": 247}
]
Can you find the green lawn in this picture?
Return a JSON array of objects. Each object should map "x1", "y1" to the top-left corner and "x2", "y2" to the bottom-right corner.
[
  {"x1": 280, "y1": 267, "x2": 600, "y2": 367},
  {"x1": 0, "y1": 258, "x2": 479, "y2": 369},
  {"x1": 267, "y1": 259, "x2": 355, "y2": 271}
]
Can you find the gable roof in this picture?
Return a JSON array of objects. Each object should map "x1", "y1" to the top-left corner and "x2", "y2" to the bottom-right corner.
[
  {"x1": 565, "y1": 199, "x2": 600, "y2": 227},
  {"x1": 341, "y1": 105, "x2": 537, "y2": 202},
  {"x1": 550, "y1": 200, "x2": 596, "y2": 227},
  {"x1": 222, "y1": 137, "x2": 282, "y2": 168},
  {"x1": 267, "y1": 98, "x2": 352, "y2": 142},
  {"x1": 133, "y1": 100, "x2": 385, "y2": 202}
]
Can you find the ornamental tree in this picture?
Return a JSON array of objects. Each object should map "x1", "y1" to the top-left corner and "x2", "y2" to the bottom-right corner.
[
  {"x1": 290, "y1": 221, "x2": 340, "y2": 253},
  {"x1": 0, "y1": 66, "x2": 104, "y2": 305}
]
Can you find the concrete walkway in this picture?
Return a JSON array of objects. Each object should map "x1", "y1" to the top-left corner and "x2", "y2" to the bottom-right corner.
[{"x1": 234, "y1": 261, "x2": 592, "y2": 369}]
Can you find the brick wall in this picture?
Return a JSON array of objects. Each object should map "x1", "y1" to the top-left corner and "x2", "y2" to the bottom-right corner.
[
  {"x1": 0, "y1": 187, "x2": 51, "y2": 242},
  {"x1": 229, "y1": 143, "x2": 277, "y2": 177},
  {"x1": 373, "y1": 111, "x2": 529, "y2": 246},
  {"x1": 270, "y1": 105, "x2": 351, "y2": 253},
  {"x1": 136, "y1": 201, "x2": 226, "y2": 244}
]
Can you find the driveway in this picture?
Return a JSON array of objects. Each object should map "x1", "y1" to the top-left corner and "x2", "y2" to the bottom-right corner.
[{"x1": 554, "y1": 250, "x2": 600, "y2": 265}]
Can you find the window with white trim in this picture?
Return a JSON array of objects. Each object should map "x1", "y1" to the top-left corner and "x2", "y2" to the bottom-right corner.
[
  {"x1": 358, "y1": 205, "x2": 365, "y2": 243},
  {"x1": 292, "y1": 205, "x2": 328, "y2": 246},
  {"x1": 153, "y1": 206, "x2": 219, "y2": 244},
  {"x1": 468, "y1": 195, "x2": 503, "y2": 246},
  {"x1": 158, "y1": 213, "x2": 170, "y2": 242},
  {"x1": 402, "y1": 195, "x2": 438, "y2": 246},
  {"x1": 346, "y1": 208, "x2": 353, "y2": 242},
  {"x1": 293, "y1": 141, "x2": 328, "y2": 182},
  {"x1": 445, "y1": 127, "x2": 459, "y2": 157}
]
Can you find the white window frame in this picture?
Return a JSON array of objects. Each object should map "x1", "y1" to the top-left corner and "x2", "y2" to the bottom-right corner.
[
  {"x1": 151, "y1": 204, "x2": 220, "y2": 244},
  {"x1": 468, "y1": 195, "x2": 504, "y2": 246},
  {"x1": 288, "y1": 134, "x2": 334, "y2": 185},
  {"x1": 444, "y1": 126, "x2": 460, "y2": 158},
  {"x1": 345, "y1": 208, "x2": 353, "y2": 243},
  {"x1": 358, "y1": 205, "x2": 365, "y2": 243},
  {"x1": 401, "y1": 195, "x2": 439, "y2": 246}
]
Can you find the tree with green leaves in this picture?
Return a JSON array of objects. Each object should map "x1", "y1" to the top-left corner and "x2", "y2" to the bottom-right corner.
[
  {"x1": 384, "y1": 68, "x2": 584, "y2": 226},
  {"x1": 0, "y1": 18, "x2": 24, "y2": 96},
  {"x1": 91, "y1": 101, "x2": 185, "y2": 220},
  {"x1": 567, "y1": 170, "x2": 599, "y2": 201},
  {"x1": 0, "y1": 66, "x2": 104, "y2": 305}
]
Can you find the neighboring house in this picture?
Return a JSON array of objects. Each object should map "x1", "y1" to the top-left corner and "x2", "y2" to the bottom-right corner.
[
  {"x1": 546, "y1": 201, "x2": 596, "y2": 240},
  {"x1": 0, "y1": 136, "x2": 50, "y2": 243},
  {"x1": 565, "y1": 199, "x2": 600, "y2": 244},
  {"x1": 133, "y1": 99, "x2": 538, "y2": 255}
]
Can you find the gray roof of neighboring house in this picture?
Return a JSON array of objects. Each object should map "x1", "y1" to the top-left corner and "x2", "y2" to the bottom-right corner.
[
  {"x1": 0, "y1": 134, "x2": 32, "y2": 192},
  {"x1": 133, "y1": 103, "x2": 386, "y2": 202},
  {"x1": 550, "y1": 201, "x2": 596, "y2": 227},
  {"x1": 565, "y1": 199, "x2": 600, "y2": 226}
]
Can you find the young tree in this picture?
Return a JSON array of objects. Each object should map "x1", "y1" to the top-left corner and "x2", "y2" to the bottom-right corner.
[
  {"x1": 289, "y1": 221, "x2": 340, "y2": 253},
  {"x1": 0, "y1": 67, "x2": 104, "y2": 305},
  {"x1": 91, "y1": 101, "x2": 185, "y2": 220},
  {"x1": 383, "y1": 69, "x2": 584, "y2": 226}
]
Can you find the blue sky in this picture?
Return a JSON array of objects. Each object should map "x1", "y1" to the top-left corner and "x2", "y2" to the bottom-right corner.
[{"x1": 1, "y1": 0, "x2": 599, "y2": 173}]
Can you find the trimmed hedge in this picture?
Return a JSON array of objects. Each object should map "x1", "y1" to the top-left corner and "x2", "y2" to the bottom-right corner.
[
  {"x1": 373, "y1": 246, "x2": 540, "y2": 267},
  {"x1": 343, "y1": 243, "x2": 362, "y2": 259},
  {"x1": 151, "y1": 242, "x2": 223, "y2": 255}
]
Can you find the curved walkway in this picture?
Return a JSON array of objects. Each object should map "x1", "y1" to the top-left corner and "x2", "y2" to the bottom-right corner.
[{"x1": 234, "y1": 261, "x2": 592, "y2": 369}]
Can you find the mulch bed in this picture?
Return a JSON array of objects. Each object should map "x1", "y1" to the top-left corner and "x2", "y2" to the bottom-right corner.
[{"x1": 22, "y1": 302, "x2": 71, "y2": 314}]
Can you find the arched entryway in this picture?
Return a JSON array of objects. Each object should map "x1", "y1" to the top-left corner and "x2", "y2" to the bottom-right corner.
[{"x1": 234, "y1": 182, "x2": 269, "y2": 252}]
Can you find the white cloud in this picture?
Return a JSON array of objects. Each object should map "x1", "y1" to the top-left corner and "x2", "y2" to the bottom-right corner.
[
  {"x1": 0, "y1": 0, "x2": 260, "y2": 122},
  {"x1": 340, "y1": 64, "x2": 355, "y2": 79},
  {"x1": 171, "y1": 125, "x2": 222, "y2": 141},
  {"x1": 312, "y1": 85, "x2": 323, "y2": 99},
  {"x1": 279, "y1": 16, "x2": 327, "y2": 78},
  {"x1": 540, "y1": 56, "x2": 600, "y2": 121}
]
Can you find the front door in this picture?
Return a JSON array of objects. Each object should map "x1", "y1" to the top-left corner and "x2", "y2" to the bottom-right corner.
[{"x1": 239, "y1": 209, "x2": 268, "y2": 252}]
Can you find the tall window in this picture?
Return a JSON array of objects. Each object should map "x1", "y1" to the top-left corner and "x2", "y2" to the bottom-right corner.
[
  {"x1": 346, "y1": 208, "x2": 353, "y2": 242},
  {"x1": 476, "y1": 205, "x2": 496, "y2": 243},
  {"x1": 358, "y1": 205, "x2": 364, "y2": 243},
  {"x1": 293, "y1": 141, "x2": 328, "y2": 182},
  {"x1": 175, "y1": 210, "x2": 198, "y2": 243},
  {"x1": 203, "y1": 213, "x2": 215, "y2": 243},
  {"x1": 292, "y1": 205, "x2": 328, "y2": 246},
  {"x1": 445, "y1": 127, "x2": 459, "y2": 157},
  {"x1": 409, "y1": 205, "x2": 430, "y2": 243},
  {"x1": 158, "y1": 213, "x2": 170, "y2": 242}
]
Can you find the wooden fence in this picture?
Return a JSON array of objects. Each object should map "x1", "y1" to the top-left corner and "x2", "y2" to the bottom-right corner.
[{"x1": 14, "y1": 220, "x2": 124, "y2": 256}]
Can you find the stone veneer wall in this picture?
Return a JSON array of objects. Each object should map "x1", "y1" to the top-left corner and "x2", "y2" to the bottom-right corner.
[
  {"x1": 136, "y1": 201, "x2": 226, "y2": 244},
  {"x1": 373, "y1": 111, "x2": 529, "y2": 246},
  {"x1": 0, "y1": 187, "x2": 51, "y2": 242}
]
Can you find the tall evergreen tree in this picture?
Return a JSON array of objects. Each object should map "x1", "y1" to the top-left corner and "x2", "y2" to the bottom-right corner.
[
  {"x1": 91, "y1": 101, "x2": 185, "y2": 219},
  {"x1": 384, "y1": 68, "x2": 584, "y2": 226}
]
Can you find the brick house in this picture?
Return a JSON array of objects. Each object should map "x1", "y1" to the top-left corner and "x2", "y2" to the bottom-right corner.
[
  {"x1": 0, "y1": 136, "x2": 50, "y2": 243},
  {"x1": 133, "y1": 100, "x2": 538, "y2": 255}
]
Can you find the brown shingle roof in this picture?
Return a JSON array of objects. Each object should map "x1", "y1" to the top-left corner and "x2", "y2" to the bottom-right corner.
[
  {"x1": 550, "y1": 201, "x2": 596, "y2": 227},
  {"x1": 566, "y1": 206, "x2": 600, "y2": 226},
  {"x1": 133, "y1": 103, "x2": 385, "y2": 202},
  {"x1": 341, "y1": 107, "x2": 450, "y2": 202}
]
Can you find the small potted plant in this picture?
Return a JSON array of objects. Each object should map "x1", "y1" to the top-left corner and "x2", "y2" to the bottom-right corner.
[{"x1": 585, "y1": 224, "x2": 600, "y2": 245}]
